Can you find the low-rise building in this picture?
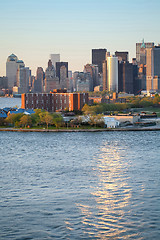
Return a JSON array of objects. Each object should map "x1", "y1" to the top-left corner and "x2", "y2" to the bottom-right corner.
[{"x1": 21, "y1": 92, "x2": 88, "y2": 112}]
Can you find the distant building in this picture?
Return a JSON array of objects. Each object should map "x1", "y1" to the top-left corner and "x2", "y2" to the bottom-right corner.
[
  {"x1": 118, "y1": 61, "x2": 134, "y2": 93},
  {"x1": 34, "y1": 67, "x2": 44, "y2": 93},
  {"x1": 21, "y1": 92, "x2": 88, "y2": 112},
  {"x1": 59, "y1": 65, "x2": 68, "y2": 89},
  {"x1": 103, "y1": 60, "x2": 107, "y2": 90},
  {"x1": 50, "y1": 54, "x2": 60, "y2": 69},
  {"x1": 92, "y1": 49, "x2": 107, "y2": 73},
  {"x1": 146, "y1": 46, "x2": 160, "y2": 92},
  {"x1": 136, "y1": 40, "x2": 154, "y2": 65},
  {"x1": 84, "y1": 64, "x2": 99, "y2": 89},
  {"x1": 56, "y1": 62, "x2": 68, "y2": 80},
  {"x1": 73, "y1": 72, "x2": 93, "y2": 92},
  {"x1": 77, "y1": 79, "x2": 90, "y2": 92},
  {"x1": 115, "y1": 51, "x2": 128, "y2": 62},
  {"x1": 0, "y1": 77, "x2": 8, "y2": 89},
  {"x1": 6, "y1": 54, "x2": 25, "y2": 90},
  {"x1": 107, "y1": 56, "x2": 118, "y2": 92},
  {"x1": 16, "y1": 67, "x2": 31, "y2": 94},
  {"x1": 45, "y1": 60, "x2": 60, "y2": 92}
]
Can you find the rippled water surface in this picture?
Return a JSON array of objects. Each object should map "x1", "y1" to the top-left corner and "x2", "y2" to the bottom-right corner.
[{"x1": 0, "y1": 131, "x2": 160, "y2": 239}]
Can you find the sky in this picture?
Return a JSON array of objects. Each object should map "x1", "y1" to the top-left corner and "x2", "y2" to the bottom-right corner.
[{"x1": 0, "y1": 0, "x2": 160, "y2": 76}]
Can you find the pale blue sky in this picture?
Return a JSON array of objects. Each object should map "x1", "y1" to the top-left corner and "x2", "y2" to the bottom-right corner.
[{"x1": 0, "y1": 0, "x2": 160, "y2": 76}]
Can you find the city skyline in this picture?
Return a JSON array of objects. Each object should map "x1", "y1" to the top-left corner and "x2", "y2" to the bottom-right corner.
[{"x1": 0, "y1": 0, "x2": 160, "y2": 76}]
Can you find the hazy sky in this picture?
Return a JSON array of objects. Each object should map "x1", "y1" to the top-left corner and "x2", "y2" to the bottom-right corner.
[{"x1": 0, "y1": 0, "x2": 160, "y2": 76}]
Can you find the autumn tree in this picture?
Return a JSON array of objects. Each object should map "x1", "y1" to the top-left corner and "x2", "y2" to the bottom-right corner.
[{"x1": 20, "y1": 115, "x2": 32, "y2": 128}]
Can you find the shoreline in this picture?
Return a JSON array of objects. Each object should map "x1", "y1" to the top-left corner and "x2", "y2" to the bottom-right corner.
[{"x1": 0, "y1": 127, "x2": 160, "y2": 132}]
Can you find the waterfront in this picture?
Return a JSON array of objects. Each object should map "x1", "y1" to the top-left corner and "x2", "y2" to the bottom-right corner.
[
  {"x1": 0, "y1": 97, "x2": 21, "y2": 109},
  {"x1": 0, "y1": 131, "x2": 160, "y2": 239}
]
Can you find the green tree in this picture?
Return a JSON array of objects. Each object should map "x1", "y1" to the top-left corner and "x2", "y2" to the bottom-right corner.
[
  {"x1": 5, "y1": 113, "x2": 23, "y2": 127},
  {"x1": 52, "y1": 113, "x2": 63, "y2": 128}
]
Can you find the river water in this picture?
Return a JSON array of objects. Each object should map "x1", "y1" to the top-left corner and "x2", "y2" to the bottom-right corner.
[{"x1": 0, "y1": 130, "x2": 160, "y2": 240}]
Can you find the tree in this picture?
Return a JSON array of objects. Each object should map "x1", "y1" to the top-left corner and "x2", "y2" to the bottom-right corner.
[
  {"x1": 20, "y1": 115, "x2": 32, "y2": 128},
  {"x1": 5, "y1": 113, "x2": 23, "y2": 127},
  {"x1": 52, "y1": 113, "x2": 63, "y2": 128},
  {"x1": 44, "y1": 113, "x2": 53, "y2": 129}
]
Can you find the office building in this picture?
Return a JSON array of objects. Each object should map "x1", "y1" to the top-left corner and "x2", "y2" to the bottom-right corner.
[
  {"x1": 84, "y1": 64, "x2": 99, "y2": 89},
  {"x1": 50, "y1": 54, "x2": 60, "y2": 69},
  {"x1": 102, "y1": 60, "x2": 107, "y2": 90},
  {"x1": 115, "y1": 51, "x2": 128, "y2": 62},
  {"x1": 92, "y1": 49, "x2": 107, "y2": 73},
  {"x1": 16, "y1": 67, "x2": 31, "y2": 94},
  {"x1": 56, "y1": 62, "x2": 68, "y2": 80},
  {"x1": 136, "y1": 40, "x2": 154, "y2": 65},
  {"x1": 0, "y1": 77, "x2": 8, "y2": 89},
  {"x1": 146, "y1": 46, "x2": 160, "y2": 92},
  {"x1": 34, "y1": 67, "x2": 44, "y2": 93},
  {"x1": 118, "y1": 62, "x2": 134, "y2": 93},
  {"x1": 45, "y1": 60, "x2": 60, "y2": 92},
  {"x1": 59, "y1": 65, "x2": 68, "y2": 89},
  {"x1": 6, "y1": 54, "x2": 25, "y2": 90},
  {"x1": 107, "y1": 56, "x2": 118, "y2": 92}
]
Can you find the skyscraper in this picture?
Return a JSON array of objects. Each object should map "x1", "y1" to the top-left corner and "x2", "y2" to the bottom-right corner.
[
  {"x1": 92, "y1": 49, "x2": 107, "y2": 73},
  {"x1": 136, "y1": 40, "x2": 154, "y2": 65},
  {"x1": 6, "y1": 54, "x2": 18, "y2": 89},
  {"x1": 107, "y1": 56, "x2": 118, "y2": 92},
  {"x1": 118, "y1": 61, "x2": 134, "y2": 93},
  {"x1": 50, "y1": 54, "x2": 60, "y2": 69},
  {"x1": 6, "y1": 54, "x2": 25, "y2": 90},
  {"x1": 115, "y1": 51, "x2": 128, "y2": 62},
  {"x1": 45, "y1": 60, "x2": 60, "y2": 92},
  {"x1": 16, "y1": 67, "x2": 31, "y2": 94},
  {"x1": 34, "y1": 67, "x2": 44, "y2": 93},
  {"x1": 84, "y1": 64, "x2": 99, "y2": 89},
  {"x1": 56, "y1": 62, "x2": 68, "y2": 80},
  {"x1": 146, "y1": 46, "x2": 160, "y2": 92}
]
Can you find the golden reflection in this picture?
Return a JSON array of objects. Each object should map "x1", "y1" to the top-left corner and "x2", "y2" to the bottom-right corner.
[{"x1": 77, "y1": 142, "x2": 135, "y2": 239}]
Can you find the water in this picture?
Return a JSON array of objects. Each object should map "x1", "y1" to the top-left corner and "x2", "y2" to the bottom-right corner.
[
  {"x1": 0, "y1": 97, "x2": 21, "y2": 109},
  {"x1": 0, "y1": 131, "x2": 160, "y2": 239}
]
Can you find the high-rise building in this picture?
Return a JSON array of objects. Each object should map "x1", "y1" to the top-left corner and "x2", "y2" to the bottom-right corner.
[
  {"x1": 146, "y1": 46, "x2": 160, "y2": 92},
  {"x1": 115, "y1": 51, "x2": 128, "y2": 62},
  {"x1": 102, "y1": 61, "x2": 107, "y2": 91},
  {"x1": 45, "y1": 60, "x2": 60, "y2": 92},
  {"x1": 60, "y1": 65, "x2": 68, "y2": 89},
  {"x1": 6, "y1": 54, "x2": 25, "y2": 90},
  {"x1": 50, "y1": 54, "x2": 60, "y2": 69},
  {"x1": 16, "y1": 67, "x2": 31, "y2": 94},
  {"x1": 84, "y1": 64, "x2": 99, "y2": 89},
  {"x1": 118, "y1": 62, "x2": 134, "y2": 93},
  {"x1": 92, "y1": 49, "x2": 107, "y2": 73},
  {"x1": 107, "y1": 56, "x2": 118, "y2": 92},
  {"x1": 56, "y1": 62, "x2": 68, "y2": 80},
  {"x1": 34, "y1": 67, "x2": 44, "y2": 93},
  {"x1": 6, "y1": 54, "x2": 18, "y2": 89},
  {"x1": 136, "y1": 40, "x2": 154, "y2": 65},
  {"x1": 0, "y1": 77, "x2": 8, "y2": 89}
]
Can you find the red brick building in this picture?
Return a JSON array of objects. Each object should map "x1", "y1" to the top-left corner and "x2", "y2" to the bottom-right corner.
[{"x1": 21, "y1": 92, "x2": 88, "y2": 112}]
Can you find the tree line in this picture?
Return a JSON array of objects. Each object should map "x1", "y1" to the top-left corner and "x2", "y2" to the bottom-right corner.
[{"x1": 0, "y1": 110, "x2": 64, "y2": 129}]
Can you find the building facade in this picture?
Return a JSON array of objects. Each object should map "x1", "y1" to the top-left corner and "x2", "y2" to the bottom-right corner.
[
  {"x1": 107, "y1": 56, "x2": 118, "y2": 92},
  {"x1": 92, "y1": 49, "x2": 107, "y2": 73},
  {"x1": 45, "y1": 60, "x2": 60, "y2": 92},
  {"x1": 136, "y1": 40, "x2": 154, "y2": 65},
  {"x1": 50, "y1": 54, "x2": 60, "y2": 69},
  {"x1": 21, "y1": 92, "x2": 88, "y2": 112},
  {"x1": 34, "y1": 67, "x2": 44, "y2": 93},
  {"x1": 146, "y1": 46, "x2": 160, "y2": 92},
  {"x1": 115, "y1": 51, "x2": 128, "y2": 62}
]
